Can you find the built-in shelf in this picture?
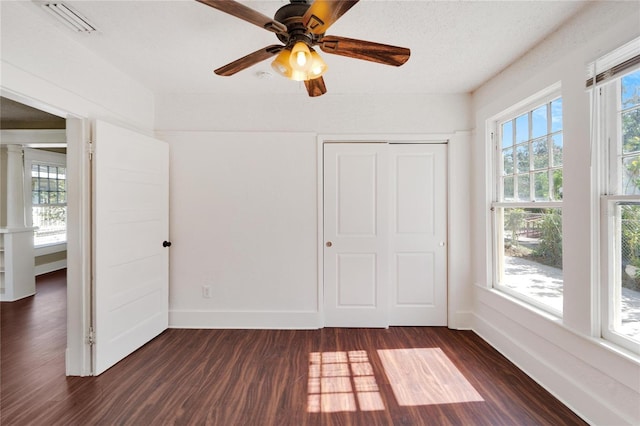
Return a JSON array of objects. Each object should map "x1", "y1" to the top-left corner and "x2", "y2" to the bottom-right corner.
[{"x1": 0, "y1": 228, "x2": 36, "y2": 301}]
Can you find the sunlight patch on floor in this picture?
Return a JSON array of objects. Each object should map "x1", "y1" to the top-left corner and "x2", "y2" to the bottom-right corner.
[
  {"x1": 307, "y1": 350, "x2": 385, "y2": 413},
  {"x1": 377, "y1": 348, "x2": 484, "y2": 406}
]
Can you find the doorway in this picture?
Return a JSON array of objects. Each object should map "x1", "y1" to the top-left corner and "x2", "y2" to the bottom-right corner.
[
  {"x1": 0, "y1": 94, "x2": 91, "y2": 375},
  {"x1": 0, "y1": 97, "x2": 70, "y2": 371},
  {"x1": 323, "y1": 142, "x2": 448, "y2": 327}
]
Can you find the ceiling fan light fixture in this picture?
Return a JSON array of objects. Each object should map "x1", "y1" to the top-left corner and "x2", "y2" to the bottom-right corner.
[
  {"x1": 271, "y1": 49, "x2": 293, "y2": 78},
  {"x1": 290, "y1": 69, "x2": 309, "y2": 82},
  {"x1": 309, "y1": 49, "x2": 328, "y2": 78},
  {"x1": 290, "y1": 41, "x2": 312, "y2": 72}
]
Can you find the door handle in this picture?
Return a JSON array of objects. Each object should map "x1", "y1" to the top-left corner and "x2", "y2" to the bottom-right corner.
[
  {"x1": 326, "y1": 241, "x2": 332, "y2": 247},
  {"x1": 163, "y1": 241, "x2": 172, "y2": 248}
]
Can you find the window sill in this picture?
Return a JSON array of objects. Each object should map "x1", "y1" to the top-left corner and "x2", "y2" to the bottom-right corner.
[
  {"x1": 476, "y1": 285, "x2": 640, "y2": 365},
  {"x1": 35, "y1": 242, "x2": 67, "y2": 256}
]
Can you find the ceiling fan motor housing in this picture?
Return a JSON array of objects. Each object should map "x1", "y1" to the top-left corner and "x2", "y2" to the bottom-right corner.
[
  {"x1": 201, "y1": 0, "x2": 411, "y2": 97},
  {"x1": 274, "y1": 1, "x2": 320, "y2": 46}
]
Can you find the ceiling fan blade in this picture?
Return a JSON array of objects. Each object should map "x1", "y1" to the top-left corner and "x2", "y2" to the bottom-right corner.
[
  {"x1": 196, "y1": 0, "x2": 287, "y2": 34},
  {"x1": 214, "y1": 45, "x2": 284, "y2": 76},
  {"x1": 302, "y1": 0, "x2": 359, "y2": 35},
  {"x1": 319, "y1": 36, "x2": 410, "y2": 67},
  {"x1": 304, "y1": 76, "x2": 327, "y2": 97}
]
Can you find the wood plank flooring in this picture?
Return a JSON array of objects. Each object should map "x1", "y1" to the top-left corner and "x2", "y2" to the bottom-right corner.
[{"x1": 1, "y1": 270, "x2": 587, "y2": 425}]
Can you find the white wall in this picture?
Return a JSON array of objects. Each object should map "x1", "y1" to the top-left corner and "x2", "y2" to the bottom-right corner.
[
  {"x1": 471, "y1": 2, "x2": 640, "y2": 424},
  {"x1": 1, "y1": 1, "x2": 156, "y2": 375},
  {"x1": 0, "y1": 1, "x2": 154, "y2": 131},
  {"x1": 157, "y1": 93, "x2": 472, "y2": 328},
  {"x1": 160, "y1": 131, "x2": 320, "y2": 328},
  {"x1": 156, "y1": 92, "x2": 471, "y2": 134}
]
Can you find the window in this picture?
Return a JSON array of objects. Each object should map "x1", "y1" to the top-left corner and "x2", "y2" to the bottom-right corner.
[
  {"x1": 491, "y1": 85, "x2": 564, "y2": 315},
  {"x1": 599, "y1": 64, "x2": 640, "y2": 352},
  {"x1": 24, "y1": 150, "x2": 67, "y2": 247}
]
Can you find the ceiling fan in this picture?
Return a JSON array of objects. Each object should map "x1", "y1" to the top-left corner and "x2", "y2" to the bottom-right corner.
[{"x1": 196, "y1": 0, "x2": 411, "y2": 97}]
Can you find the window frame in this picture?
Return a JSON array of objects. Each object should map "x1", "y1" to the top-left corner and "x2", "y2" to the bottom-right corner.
[
  {"x1": 600, "y1": 196, "x2": 640, "y2": 353},
  {"x1": 490, "y1": 83, "x2": 564, "y2": 317},
  {"x1": 598, "y1": 65, "x2": 640, "y2": 354},
  {"x1": 23, "y1": 148, "x2": 67, "y2": 248}
]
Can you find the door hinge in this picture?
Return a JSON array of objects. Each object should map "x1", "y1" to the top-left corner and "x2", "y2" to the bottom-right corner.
[
  {"x1": 88, "y1": 141, "x2": 94, "y2": 161},
  {"x1": 87, "y1": 327, "x2": 95, "y2": 346}
]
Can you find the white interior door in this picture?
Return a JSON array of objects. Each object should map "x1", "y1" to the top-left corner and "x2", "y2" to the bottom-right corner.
[
  {"x1": 323, "y1": 142, "x2": 447, "y2": 327},
  {"x1": 93, "y1": 120, "x2": 169, "y2": 375},
  {"x1": 388, "y1": 144, "x2": 447, "y2": 325},
  {"x1": 323, "y1": 143, "x2": 389, "y2": 327}
]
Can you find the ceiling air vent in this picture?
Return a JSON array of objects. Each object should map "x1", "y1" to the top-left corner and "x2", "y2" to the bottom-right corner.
[{"x1": 42, "y1": 3, "x2": 96, "y2": 33}]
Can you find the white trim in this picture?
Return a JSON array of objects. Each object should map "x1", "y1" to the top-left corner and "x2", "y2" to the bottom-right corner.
[
  {"x1": 488, "y1": 83, "x2": 565, "y2": 316},
  {"x1": 319, "y1": 133, "x2": 451, "y2": 143},
  {"x1": 65, "y1": 116, "x2": 93, "y2": 376},
  {"x1": 492, "y1": 82, "x2": 562, "y2": 125},
  {"x1": 0, "y1": 129, "x2": 66, "y2": 146},
  {"x1": 23, "y1": 148, "x2": 68, "y2": 249},
  {"x1": 316, "y1": 133, "x2": 464, "y2": 328},
  {"x1": 35, "y1": 242, "x2": 66, "y2": 256},
  {"x1": 0, "y1": 227, "x2": 38, "y2": 234},
  {"x1": 35, "y1": 259, "x2": 67, "y2": 276},
  {"x1": 473, "y1": 285, "x2": 640, "y2": 425},
  {"x1": 23, "y1": 147, "x2": 66, "y2": 165},
  {"x1": 473, "y1": 314, "x2": 606, "y2": 426},
  {"x1": 597, "y1": 65, "x2": 640, "y2": 355},
  {"x1": 316, "y1": 135, "x2": 325, "y2": 326},
  {"x1": 169, "y1": 310, "x2": 322, "y2": 329},
  {"x1": 586, "y1": 36, "x2": 640, "y2": 84},
  {"x1": 600, "y1": 196, "x2": 640, "y2": 353},
  {"x1": 492, "y1": 201, "x2": 563, "y2": 209}
]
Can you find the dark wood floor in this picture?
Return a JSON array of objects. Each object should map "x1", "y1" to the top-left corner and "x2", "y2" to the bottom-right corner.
[{"x1": 1, "y1": 270, "x2": 587, "y2": 425}]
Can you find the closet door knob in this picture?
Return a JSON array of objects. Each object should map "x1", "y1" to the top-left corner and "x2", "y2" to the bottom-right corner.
[{"x1": 163, "y1": 241, "x2": 172, "y2": 247}]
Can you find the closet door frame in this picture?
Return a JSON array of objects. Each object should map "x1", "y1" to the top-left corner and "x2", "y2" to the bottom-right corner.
[{"x1": 317, "y1": 133, "x2": 470, "y2": 329}]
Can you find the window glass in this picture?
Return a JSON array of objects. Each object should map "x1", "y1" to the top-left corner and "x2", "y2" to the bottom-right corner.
[
  {"x1": 621, "y1": 71, "x2": 640, "y2": 196},
  {"x1": 502, "y1": 121, "x2": 513, "y2": 148},
  {"x1": 498, "y1": 207, "x2": 563, "y2": 314},
  {"x1": 603, "y1": 68, "x2": 640, "y2": 351},
  {"x1": 516, "y1": 144, "x2": 530, "y2": 174},
  {"x1": 532, "y1": 105, "x2": 548, "y2": 139},
  {"x1": 552, "y1": 169, "x2": 563, "y2": 200},
  {"x1": 31, "y1": 163, "x2": 67, "y2": 246},
  {"x1": 517, "y1": 174, "x2": 530, "y2": 201},
  {"x1": 515, "y1": 114, "x2": 529, "y2": 144},
  {"x1": 503, "y1": 147, "x2": 514, "y2": 174},
  {"x1": 503, "y1": 176, "x2": 514, "y2": 200},
  {"x1": 613, "y1": 202, "x2": 640, "y2": 343},
  {"x1": 552, "y1": 134, "x2": 563, "y2": 167},
  {"x1": 494, "y1": 92, "x2": 564, "y2": 314},
  {"x1": 532, "y1": 137, "x2": 549, "y2": 170}
]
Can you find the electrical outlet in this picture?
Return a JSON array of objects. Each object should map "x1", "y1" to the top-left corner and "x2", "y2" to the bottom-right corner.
[{"x1": 202, "y1": 285, "x2": 212, "y2": 299}]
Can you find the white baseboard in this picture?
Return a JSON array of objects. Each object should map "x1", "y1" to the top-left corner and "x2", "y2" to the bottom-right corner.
[
  {"x1": 448, "y1": 310, "x2": 474, "y2": 330},
  {"x1": 472, "y1": 311, "x2": 634, "y2": 425},
  {"x1": 169, "y1": 310, "x2": 322, "y2": 329},
  {"x1": 35, "y1": 259, "x2": 67, "y2": 276},
  {"x1": 0, "y1": 290, "x2": 36, "y2": 302}
]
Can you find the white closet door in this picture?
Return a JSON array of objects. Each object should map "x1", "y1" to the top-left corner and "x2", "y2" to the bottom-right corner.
[
  {"x1": 323, "y1": 143, "x2": 389, "y2": 327},
  {"x1": 93, "y1": 120, "x2": 169, "y2": 374},
  {"x1": 388, "y1": 144, "x2": 447, "y2": 326},
  {"x1": 323, "y1": 142, "x2": 448, "y2": 327}
]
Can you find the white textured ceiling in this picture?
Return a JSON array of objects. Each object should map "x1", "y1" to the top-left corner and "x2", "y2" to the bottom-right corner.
[{"x1": 10, "y1": 0, "x2": 590, "y2": 96}]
